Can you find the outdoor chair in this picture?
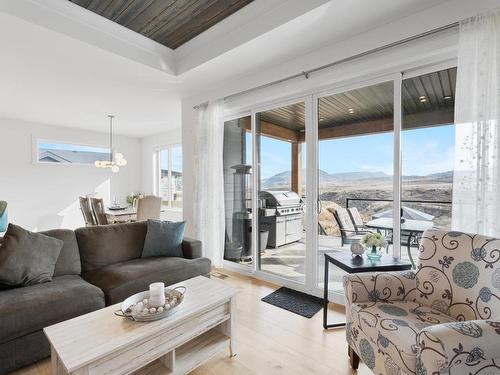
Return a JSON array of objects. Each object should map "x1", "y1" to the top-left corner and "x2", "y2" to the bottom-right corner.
[
  {"x1": 331, "y1": 207, "x2": 371, "y2": 247},
  {"x1": 343, "y1": 229, "x2": 500, "y2": 374},
  {"x1": 79, "y1": 196, "x2": 96, "y2": 226},
  {"x1": 347, "y1": 207, "x2": 368, "y2": 231}
]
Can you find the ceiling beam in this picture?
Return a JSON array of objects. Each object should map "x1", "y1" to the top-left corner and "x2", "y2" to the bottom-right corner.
[
  {"x1": 240, "y1": 117, "x2": 300, "y2": 142},
  {"x1": 296, "y1": 108, "x2": 454, "y2": 142}
]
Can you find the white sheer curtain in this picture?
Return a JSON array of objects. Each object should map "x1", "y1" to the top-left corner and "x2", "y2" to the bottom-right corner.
[
  {"x1": 193, "y1": 100, "x2": 225, "y2": 267},
  {"x1": 452, "y1": 9, "x2": 500, "y2": 236}
]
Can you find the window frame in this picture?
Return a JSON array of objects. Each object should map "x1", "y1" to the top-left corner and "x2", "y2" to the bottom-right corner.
[
  {"x1": 33, "y1": 137, "x2": 111, "y2": 166},
  {"x1": 155, "y1": 143, "x2": 182, "y2": 209}
]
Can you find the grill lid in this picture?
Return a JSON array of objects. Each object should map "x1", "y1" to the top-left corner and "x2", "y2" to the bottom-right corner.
[{"x1": 260, "y1": 191, "x2": 302, "y2": 207}]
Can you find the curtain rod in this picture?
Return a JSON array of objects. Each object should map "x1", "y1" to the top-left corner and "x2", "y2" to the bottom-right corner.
[{"x1": 193, "y1": 22, "x2": 459, "y2": 110}]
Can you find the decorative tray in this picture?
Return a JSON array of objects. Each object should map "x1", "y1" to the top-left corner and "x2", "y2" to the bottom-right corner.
[
  {"x1": 108, "y1": 206, "x2": 127, "y2": 211},
  {"x1": 114, "y1": 286, "x2": 186, "y2": 322}
]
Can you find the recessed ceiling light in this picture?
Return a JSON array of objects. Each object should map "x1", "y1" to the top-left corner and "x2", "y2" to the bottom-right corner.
[
  {"x1": 419, "y1": 95, "x2": 427, "y2": 103},
  {"x1": 348, "y1": 108, "x2": 354, "y2": 114},
  {"x1": 319, "y1": 118, "x2": 325, "y2": 122},
  {"x1": 444, "y1": 95, "x2": 452, "y2": 100}
]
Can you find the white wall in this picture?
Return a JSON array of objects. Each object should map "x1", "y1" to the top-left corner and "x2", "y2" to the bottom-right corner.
[
  {"x1": 0, "y1": 118, "x2": 141, "y2": 231},
  {"x1": 181, "y1": 0, "x2": 500, "y2": 237},
  {"x1": 141, "y1": 128, "x2": 183, "y2": 222}
]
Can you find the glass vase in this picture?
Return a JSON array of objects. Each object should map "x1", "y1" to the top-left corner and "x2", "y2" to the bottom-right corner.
[{"x1": 366, "y1": 245, "x2": 382, "y2": 260}]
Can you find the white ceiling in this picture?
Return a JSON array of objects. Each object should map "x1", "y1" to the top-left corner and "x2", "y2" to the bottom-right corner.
[
  {"x1": 0, "y1": 10, "x2": 181, "y2": 137},
  {"x1": 0, "y1": 0, "x2": 492, "y2": 137}
]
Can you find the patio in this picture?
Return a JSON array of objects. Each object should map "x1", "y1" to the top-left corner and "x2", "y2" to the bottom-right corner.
[{"x1": 260, "y1": 232, "x2": 421, "y2": 293}]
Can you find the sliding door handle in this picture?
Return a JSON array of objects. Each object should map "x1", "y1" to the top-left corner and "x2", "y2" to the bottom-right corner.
[{"x1": 316, "y1": 200, "x2": 322, "y2": 214}]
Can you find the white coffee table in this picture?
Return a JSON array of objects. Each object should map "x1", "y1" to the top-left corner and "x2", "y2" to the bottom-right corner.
[{"x1": 44, "y1": 276, "x2": 237, "y2": 375}]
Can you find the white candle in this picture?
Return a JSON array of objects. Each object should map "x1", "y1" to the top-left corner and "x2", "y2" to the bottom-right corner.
[{"x1": 149, "y1": 282, "x2": 165, "y2": 307}]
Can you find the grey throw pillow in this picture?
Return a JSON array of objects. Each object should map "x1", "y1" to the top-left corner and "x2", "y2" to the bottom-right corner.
[
  {"x1": 0, "y1": 224, "x2": 63, "y2": 286},
  {"x1": 142, "y1": 220, "x2": 185, "y2": 258}
]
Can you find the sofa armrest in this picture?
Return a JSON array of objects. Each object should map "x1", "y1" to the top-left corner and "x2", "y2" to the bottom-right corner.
[
  {"x1": 417, "y1": 320, "x2": 500, "y2": 373},
  {"x1": 342, "y1": 270, "x2": 416, "y2": 304},
  {"x1": 182, "y1": 237, "x2": 202, "y2": 259}
]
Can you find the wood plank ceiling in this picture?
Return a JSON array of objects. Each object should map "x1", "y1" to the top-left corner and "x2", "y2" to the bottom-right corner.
[
  {"x1": 260, "y1": 67, "x2": 456, "y2": 140},
  {"x1": 69, "y1": 0, "x2": 254, "y2": 49}
]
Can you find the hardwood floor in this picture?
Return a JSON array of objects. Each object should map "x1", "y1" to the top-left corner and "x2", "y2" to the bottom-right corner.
[{"x1": 10, "y1": 270, "x2": 370, "y2": 375}]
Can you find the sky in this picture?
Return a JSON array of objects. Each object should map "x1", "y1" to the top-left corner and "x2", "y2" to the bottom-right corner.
[
  {"x1": 39, "y1": 141, "x2": 109, "y2": 154},
  {"x1": 160, "y1": 145, "x2": 182, "y2": 172},
  {"x1": 257, "y1": 124, "x2": 455, "y2": 178}
]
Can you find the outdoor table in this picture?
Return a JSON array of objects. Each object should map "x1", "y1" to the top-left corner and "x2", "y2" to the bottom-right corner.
[{"x1": 365, "y1": 217, "x2": 433, "y2": 269}]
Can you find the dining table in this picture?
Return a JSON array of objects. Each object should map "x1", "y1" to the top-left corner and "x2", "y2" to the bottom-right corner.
[
  {"x1": 105, "y1": 206, "x2": 137, "y2": 223},
  {"x1": 365, "y1": 217, "x2": 434, "y2": 269},
  {"x1": 105, "y1": 206, "x2": 167, "y2": 223}
]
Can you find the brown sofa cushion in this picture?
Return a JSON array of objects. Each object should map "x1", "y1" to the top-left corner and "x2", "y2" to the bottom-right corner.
[
  {"x1": 40, "y1": 229, "x2": 81, "y2": 276},
  {"x1": 83, "y1": 257, "x2": 211, "y2": 305},
  {"x1": 0, "y1": 275, "x2": 104, "y2": 344},
  {"x1": 0, "y1": 224, "x2": 63, "y2": 286},
  {"x1": 75, "y1": 221, "x2": 147, "y2": 272}
]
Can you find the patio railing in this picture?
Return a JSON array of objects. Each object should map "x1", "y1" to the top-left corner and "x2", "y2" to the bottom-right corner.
[
  {"x1": 345, "y1": 197, "x2": 453, "y2": 228},
  {"x1": 345, "y1": 197, "x2": 452, "y2": 207}
]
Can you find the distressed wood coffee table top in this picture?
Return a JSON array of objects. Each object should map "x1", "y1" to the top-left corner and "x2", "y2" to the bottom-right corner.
[{"x1": 44, "y1": 276, "x2": 238, "y2": 375}]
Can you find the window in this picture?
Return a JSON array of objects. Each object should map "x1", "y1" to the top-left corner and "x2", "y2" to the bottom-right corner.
[
  {"x1": 157, "y1": 144, "x2": 182, "y2": 208},
  {"x1": 37, "y1": 140, "x2": 110, "y2": 165}
]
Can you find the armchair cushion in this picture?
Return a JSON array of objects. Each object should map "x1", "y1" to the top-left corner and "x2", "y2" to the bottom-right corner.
[
  {"x1": 417, "y1": 320, "x2": 500, "y2": 374},
  {"x1": 417, "y1": 230, "x2": 500, "y2": 320},
  {"x1": 343, "y1": 270, "x2": 417, "y2": 304},
  {"x1": 348, "y1": 300, "x2": 456, "y2": 373}
]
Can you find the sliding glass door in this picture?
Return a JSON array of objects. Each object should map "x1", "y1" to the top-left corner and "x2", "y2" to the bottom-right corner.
[
  {"x1": 255, "y1": 100, "x2": 308, "y2": 284},
  {"x1": 223, "y1": 115, "x2": 253, "y2": 266},
  {"x1": 399, "y1": 67, "x2": 456, "y2": 265},
  {"x1": 221, "y1": 63, "x2": 458, "y2": 300},
  {"x1": 315, "y1": 81, "x2": 395, "y2": 293}
]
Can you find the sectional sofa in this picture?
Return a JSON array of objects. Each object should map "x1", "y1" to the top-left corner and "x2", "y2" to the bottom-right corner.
[{"x1": 0, "y1": 221, "x2": 210, "y2": 374}]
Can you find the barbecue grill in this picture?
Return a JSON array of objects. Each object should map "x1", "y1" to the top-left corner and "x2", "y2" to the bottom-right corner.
[{"x1": 259, "y1": 191, "x2": 304, "y2": 248}]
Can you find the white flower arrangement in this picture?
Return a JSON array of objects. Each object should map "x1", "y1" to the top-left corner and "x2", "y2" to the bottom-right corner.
[{"x1": 361, "y1": 232, "x2": 387, "y2": 248}]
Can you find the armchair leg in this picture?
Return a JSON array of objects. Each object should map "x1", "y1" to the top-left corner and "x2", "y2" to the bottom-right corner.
[{"x1": 348, "y1": 346, "x2": 359, "y2": 370}]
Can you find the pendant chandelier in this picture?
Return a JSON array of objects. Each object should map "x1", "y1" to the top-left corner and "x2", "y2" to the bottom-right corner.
[{"x1": 94, "y1": 115, "x2": 127, "y2": 173}]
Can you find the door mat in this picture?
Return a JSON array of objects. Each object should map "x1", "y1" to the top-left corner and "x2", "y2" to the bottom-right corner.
[{"x1": 261, "y1": 287, "x2": 323, "y2": 318}]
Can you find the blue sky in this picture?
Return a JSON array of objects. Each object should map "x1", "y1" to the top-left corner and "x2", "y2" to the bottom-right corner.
[
  {"x1": 160, "y1": 145, "x2": 182, "y2": 172},
  {"x1": 39, "y1": 141, "x2": 109, "y2": 154},
  {"x1": 257, "y1": 124, "x2": 455, "y2": 178}
]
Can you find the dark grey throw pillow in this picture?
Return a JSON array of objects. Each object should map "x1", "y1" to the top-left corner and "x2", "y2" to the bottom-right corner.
[
  {"x1": 0, "y1": 223, "x2": 63, "y2": 286},
  {"x1": 142, "y1": 220, "x2": 185, "y2": 258}
]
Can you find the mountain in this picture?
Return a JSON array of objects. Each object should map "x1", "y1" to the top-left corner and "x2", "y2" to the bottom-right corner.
[
  {"x1": 261, "y1": 171, "x2": 291, "y2": 188},
  {"x1": 402, "y1": 171, "x2": 453, "y2": 183},
  {"x1": 261, "y1": 169, "x2": 452, "y2": 188}
]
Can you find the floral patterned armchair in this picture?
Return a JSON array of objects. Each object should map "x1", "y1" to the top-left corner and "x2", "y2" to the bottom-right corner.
[{"x1": 343, "y1": 229, "x2": 500, "y2": 374}]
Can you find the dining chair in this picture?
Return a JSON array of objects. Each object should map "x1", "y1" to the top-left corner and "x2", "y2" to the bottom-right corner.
[
  {"x1": 136, "y1": 195, "x2": 162, "y2": 222},
  {"x1": 90, "y1": 198, "x2": 108, "y2": 225},
  {"x1": 79, "y1": 196, "x2": 96, "y2": 226}
]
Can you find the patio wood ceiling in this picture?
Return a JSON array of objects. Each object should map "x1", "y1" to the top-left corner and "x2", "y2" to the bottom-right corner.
[
  {"x1": 69, "y1": 0, "x2": 254, "y2": 49},
  {"x1": 259, "y1": 67, "x2": 456, "y2": 142}
]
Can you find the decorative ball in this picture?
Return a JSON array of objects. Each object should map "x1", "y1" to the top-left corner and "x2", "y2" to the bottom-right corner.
[
  {"x1": 142, "y1": 308, "x2": 149, "y2": 315},
  {"x1": 149, "y1": 308, "x2": 156, "y2": 314},
  {"x1": 350, "y1": 243, "x2": 365, "y2": 256},
  {"x1": 158, "y1": 306, "x2": 164, "y2": 313}
]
